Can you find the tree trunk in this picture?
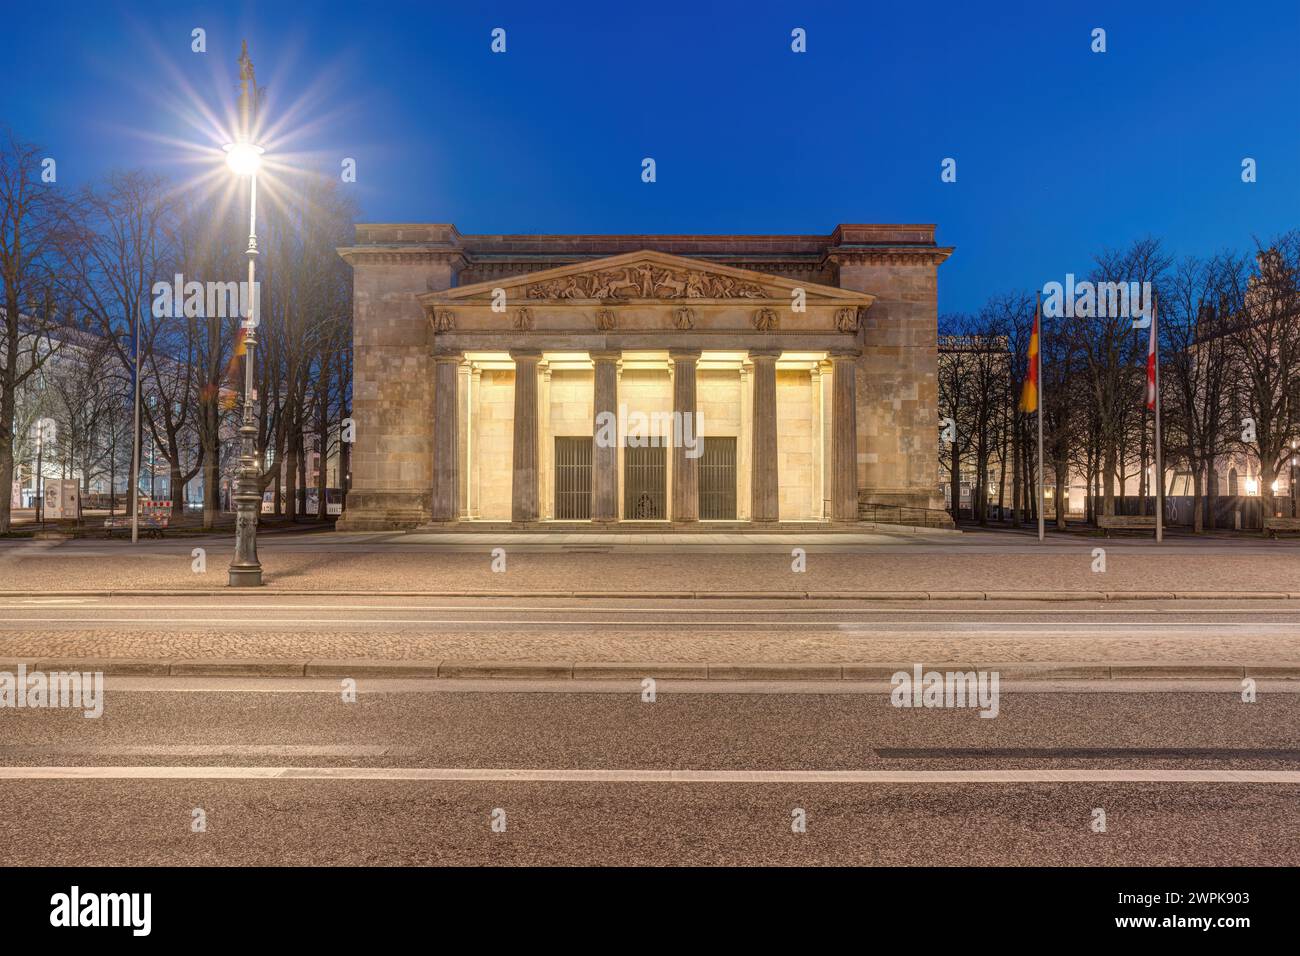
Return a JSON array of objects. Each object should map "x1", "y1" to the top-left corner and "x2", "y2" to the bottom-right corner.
[
  {"x1": 0, "y1": 442, "x2": 13, "y2": 534},
  {"x1": 1054, "y1": 452, "x2": 1068, "y2": 530},
  {"x1": 1010, "y1": 418, "x2": 1021, "y2": 527},
  {"x1": 284, "y1": 446, "x2": 297, "y2": 521},
  {"x1": 1261, "y1": 459, "x2": 1278, "y2": 525},
  {"x1": 1205, "y1": 461, "x2": 1217, "y2": 530},
  {"x1": 201, "y1": 403, "x2": 219, "y2": 530},
  {"x1": 316, "y1": 421, "x2": 328, "y2": 521},
  {"x1": 297, "y1": 432, "x2": 307, "y2": 518},
  {"x1": 1191, "y1": 467, "x2": 1204, "y2": 533},
  {"x1": 949, "y1": 445, "x2": 961, "y2": 525},
  {"x1": 170, "y1": 460, "x2": 184, "y2": 518},
  {"x1": 1102, "y1": 445, "x2": 1117, "y2": 517}
]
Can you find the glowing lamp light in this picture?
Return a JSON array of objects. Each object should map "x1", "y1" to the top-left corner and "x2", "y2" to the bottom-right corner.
[
  {"x1": 223, "y1": 141, "x2": 265, "y2": 176},
  {"x1": 1244, "y1": 477, "x2": 1259, "y2": 496}
]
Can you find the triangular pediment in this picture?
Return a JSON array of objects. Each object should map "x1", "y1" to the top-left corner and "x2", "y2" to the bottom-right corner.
[{"x1": 424, "y1": 250, "x2": 870, "y2": 305}]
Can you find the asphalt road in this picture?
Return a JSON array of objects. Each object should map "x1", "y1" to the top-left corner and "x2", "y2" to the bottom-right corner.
[{"x1": 0, "y1": 680, "x2": 1297, "y2": 865}]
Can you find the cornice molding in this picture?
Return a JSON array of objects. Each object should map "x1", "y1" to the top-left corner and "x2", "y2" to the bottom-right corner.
[
  {"x1": 825, "y1": 247, "x2": 954, "y2": 267},
  {"x1": 336, "y1": 247, "x2": 468, "y2": 267}
]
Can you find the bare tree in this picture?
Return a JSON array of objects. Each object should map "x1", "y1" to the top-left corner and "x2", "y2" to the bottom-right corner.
[
  {"x1": 1224, "y1": 235, "x2": 1300, "y2": 520},
  {"x1": 61, "y1": 170, "x2": 198, "y2": 517},
  {"x1": 0, "y1": 130, "x2": 66, "y2": 532},
  {"x1": 1162, "y1": 254, "x2": 1237, "y2": 531},
  {"x1": 1076, "y1": 238, "x2": 1170, "y2": 517},
  {"x1": 938, "y1": 315, "x2": 979, "y2": 522}
]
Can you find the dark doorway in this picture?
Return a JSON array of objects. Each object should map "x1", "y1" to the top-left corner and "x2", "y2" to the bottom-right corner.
[
  {"x1": 699, "y1": 437, "x2": 737, "y2": 520},
  {"x1": 624, "y1": 444, "x2": 666, "y2": 520},
  {"x1": 554, "y1": 436, "x2": 592, "y2": 520}
]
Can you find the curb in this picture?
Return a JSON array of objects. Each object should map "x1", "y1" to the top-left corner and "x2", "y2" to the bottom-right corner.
[
  {"x1": 3, "y1": 658, "x2": 1297, "y2": 680},
  {"x1": 1, "y1": 589, "x2": 1299, "y2": 601}
]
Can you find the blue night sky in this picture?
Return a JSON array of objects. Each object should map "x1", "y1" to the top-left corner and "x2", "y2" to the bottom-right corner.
[{"x1": 3, "y1": 0, "x2": 1298, "y2": 312}]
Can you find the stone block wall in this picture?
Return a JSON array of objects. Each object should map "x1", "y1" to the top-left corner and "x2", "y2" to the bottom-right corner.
[
  {"x1": 835, "y1": 256, "x2": 945, "y2": 512},
  {"x1": 337, "y1": 254, "x2": 460, "y2": 530}
]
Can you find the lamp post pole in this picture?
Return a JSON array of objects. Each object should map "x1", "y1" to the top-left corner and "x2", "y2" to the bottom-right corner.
[
  {"x1": 227, "y1": 40, "x2": 264, "y2": 587},
  {"x1": 35, "y1": 423, "x2": 44, "y2": 528},
  {"x1": 1291, "y1": 442, "x2": 1297, "y2": 519},
  {"x1": 228, "y1": 170, "x2": 262, "y2": 586}
]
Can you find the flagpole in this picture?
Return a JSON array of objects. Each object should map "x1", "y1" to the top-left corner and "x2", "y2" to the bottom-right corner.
[
  {"x1": 1153, "y1": 291, "x2": 1163, "y2": 543},
  {"x1": 130, "y1": 302, "x2": 141, "y2": 544},
  {"x1": 1036, "y1": 293, "x2": 1045, "y2": 542}
]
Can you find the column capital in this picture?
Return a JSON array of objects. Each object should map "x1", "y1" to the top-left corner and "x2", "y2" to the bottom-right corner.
[
  {"x1": 509, "y1": 349, "x2": 542, "y2": 362},
  {"x1": 432, "y1": 349, "x2": 462, "y2": 365},
  {"x1": 748, "y1": 349, "x2": 781, "y2": 362},
  {"x1": 589, "y1": 349, "x2": 622, "y2": 363},
  {"x1": 668, "y1": 348, "x2": 702, "y2": 362}
]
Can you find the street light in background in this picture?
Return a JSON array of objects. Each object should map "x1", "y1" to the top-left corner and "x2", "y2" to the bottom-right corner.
[
  {"x1": 31, "y1": 418, "x2": 56, "y2": 528},
  {"x1": 225, "y1": 41, "x2": 265, "y2": 587},
  {"x1": 1291, "y1": 440, "x2": 1298, "y2": 519}
]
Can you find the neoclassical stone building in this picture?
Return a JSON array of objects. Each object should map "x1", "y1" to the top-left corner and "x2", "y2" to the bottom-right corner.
[{"x1": 337, "y1": 224, "x2": 952, "y2": 530}]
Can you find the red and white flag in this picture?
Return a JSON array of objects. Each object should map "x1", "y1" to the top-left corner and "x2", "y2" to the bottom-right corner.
[{"x1": 1145, "y1": 307, "x2": 1158, "y2": 411}]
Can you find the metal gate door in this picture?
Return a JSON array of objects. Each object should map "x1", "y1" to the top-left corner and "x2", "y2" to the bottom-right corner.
[
  {"x1": 623, "y1": 444, "x2": 666, "y2": 520},
  {"x1": 699, "y1": 437, "x2": 737, "y2": 520},
  {"x1": 554, "y1": 437, "x2": 592, "y2": 520}
]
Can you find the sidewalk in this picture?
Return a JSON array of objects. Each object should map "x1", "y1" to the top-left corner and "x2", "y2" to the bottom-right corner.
[{"x1": 3, "y1": 536, "x2": 1300, "y2": 595}]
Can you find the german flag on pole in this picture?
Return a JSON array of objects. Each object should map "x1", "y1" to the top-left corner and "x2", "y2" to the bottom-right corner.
[{"x1": 1019, "y1": 307, "x2": 1040, "y2": 413}]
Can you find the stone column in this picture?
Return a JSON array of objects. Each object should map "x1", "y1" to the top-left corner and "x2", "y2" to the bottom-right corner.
[
  {"x1": 750, "y1": 350, "x2": 780, "y2": 523},
  {"x1": 458, "y1": 361, "x2": 471, "y2": 519},
  {"x1": 469, "y1": 367, "x2": 482, "y2": 518},
  {"x1": 819, "y1": 359, "x2": 833, "y2": 518},
  {"x1": 739, "y1": 361, "x2": 752, "y2": 520},
  {"x1": 831, "y1": 349, "x2": 859, "y2": 521},
  {"x1": 670, "y1": 349, "x2": 700, "y2": 523},
  {"x1": 511, "y1": 351, "x2": 541, "y2": 523},
  {"x1": 591, "y1": 351, "x2": 620, "y2": 523},
  {"x1": 810, "y1": 363, "x2": 825, "y2": 520},
  {"x1": 539, "y1": 363, "x2": 553, "y2": 520},
  {"x1": 429, "y1": 351, "x2": 461, "y2": 523}
]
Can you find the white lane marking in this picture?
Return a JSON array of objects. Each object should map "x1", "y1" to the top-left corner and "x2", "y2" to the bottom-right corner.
[
  {"x1": 95, "y1": 678, "x2": 1300, "y2": 695},
  {"x1": 0, "y1": 766, "x2": 1296, "y2": 783},
  {"x1": 1, "y1": 617, "x2": 1296, "y2": 631},
  {"x1": 14, "y1": 598, "x2": 97, "y2": 605},
  {"x1": 0, "y1": 745, "x2": 395, "y2": 757},
  {"x1": 0, "y1": 603, "x2": 1294, "y2": 615}
]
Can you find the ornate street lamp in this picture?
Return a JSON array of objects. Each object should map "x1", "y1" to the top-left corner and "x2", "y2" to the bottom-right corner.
[{"x1": 225, "y1": 41, "x2": 265, "y2": 587}]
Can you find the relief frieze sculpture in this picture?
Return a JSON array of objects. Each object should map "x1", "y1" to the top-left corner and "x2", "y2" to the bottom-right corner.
[
  {"x1": 673, "y1": 307, "x2": 695, "y2": 330},
  {"x1": 432, "y1": 309, "x2": 455, "y2": 331},
  {"x1": 834, "y1": 307, "x2": 860, "y2": 333},
  {"x1": 752, "y1": 308, "x2": 779, "y2": 331},
  {"x1": 513, "y1": 307, "x2": 534, "y2": 331},
  {"x1": 595, "y1": 309, "x2": 617, "y2": 331},
  {"x1": 527, "y1": 262, "x2": 767, "y2": 300}
]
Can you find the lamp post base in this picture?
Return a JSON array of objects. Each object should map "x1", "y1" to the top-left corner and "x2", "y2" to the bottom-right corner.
[{"x1": 228, "y1": 565, "x2": 263, "y2": 587}]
